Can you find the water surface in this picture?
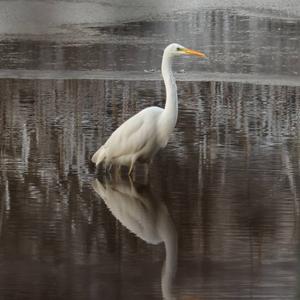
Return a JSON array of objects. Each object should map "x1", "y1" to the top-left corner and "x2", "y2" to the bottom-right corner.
[{"x1": 0, "y1": 4, "x2": 300, "y2": 300}]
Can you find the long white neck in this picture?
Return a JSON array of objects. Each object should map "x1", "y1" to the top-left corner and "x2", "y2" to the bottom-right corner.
[{"x1": 161, "y1": 53, "x2": 178, "y2": 130}]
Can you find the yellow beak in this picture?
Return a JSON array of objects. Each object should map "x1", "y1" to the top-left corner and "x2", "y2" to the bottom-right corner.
[{"x1": 183, "y1": 48, "x2": 207, "y2": 58}]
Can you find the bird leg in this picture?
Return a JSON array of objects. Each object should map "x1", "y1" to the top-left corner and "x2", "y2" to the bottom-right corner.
[
  {"x1": 128, "y1": 174, "x2": 134, "y2": 187},
  {"x1": 128, "y1": 159, "x2": 136, "y2": 177},
  {"x1": 116, "y1": 164, "x2": 121, "y2": 173},
  {"x1": 144, "y1": 163, "x2": 149, "y2": 179},
  {"x1": 113, "y1": 165, "x2": 122, "y2": 181},
  {"x1": 128, "y1": 164, "x2": 134, "y2": 177},
  {"x1": 104, "y1": 163, "x2": 108, "y2": 174}
]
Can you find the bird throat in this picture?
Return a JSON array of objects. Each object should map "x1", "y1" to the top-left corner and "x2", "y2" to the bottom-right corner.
[{"x1": 161, "y1": 54, "x2": 178, "y2": 129}]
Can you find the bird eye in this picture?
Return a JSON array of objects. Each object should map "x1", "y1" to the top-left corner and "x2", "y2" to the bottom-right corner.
[{"x1": 176, "y1": 47, "x2": 181, "y2": 51}]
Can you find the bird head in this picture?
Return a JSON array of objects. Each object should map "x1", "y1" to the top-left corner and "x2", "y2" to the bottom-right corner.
[{"x1": 164, "y1": 43, "x2": 207, "y2": 59}]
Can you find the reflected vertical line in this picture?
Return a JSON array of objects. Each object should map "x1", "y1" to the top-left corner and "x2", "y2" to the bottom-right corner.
[
  {"x1": 21, "y1": 123, "x2": 30, "y2": 172},
  {"x1": 296, "y1": 87, "x2": 300, "y2": 142},
  {"x1": 4, "y1": 177, "x2": 10, "y2": 212},
  {"x1": 0, "y1": 172, "x2": 9, "y2": 241},
  {"x1": 122, "y1": 81, "x2": 130, "y2": 120},
  {"x1": 117, "y1": 219, "x2": 123, "y2": 300},
  {"x1": 282, "y1": 145, "x2": 299, "y2": 228},
  {"x1": 245, "y1": 117, "x2": 255, "y2": 300},
  {"x1": 0, "y1": 182, "x2": 4, "y2": 239},
  {"x1": 297, "y1": 234, "x2": 300, "y2": 300}
]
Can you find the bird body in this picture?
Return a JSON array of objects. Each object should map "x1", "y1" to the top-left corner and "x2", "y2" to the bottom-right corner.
[
  {"x1": 92, "y1": 43, "x2": 206, "y2": 174},
  {"x1": 92, "y1": 106, "x2": 165, "y2": 168}
]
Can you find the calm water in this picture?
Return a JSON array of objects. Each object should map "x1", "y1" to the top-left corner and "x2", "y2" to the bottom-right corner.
[{"x1": 0, "y1": 4, "x2": 300, "y2": 300}]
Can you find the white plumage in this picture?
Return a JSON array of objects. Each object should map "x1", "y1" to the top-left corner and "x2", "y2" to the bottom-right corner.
[{"x1": 92, "y1": 43, "x2": 207, "y2": 175}]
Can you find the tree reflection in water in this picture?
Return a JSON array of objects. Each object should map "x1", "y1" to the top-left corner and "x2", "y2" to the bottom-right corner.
[{"x1": 0, "y1": 6, "x2": 299, "y2": 298}]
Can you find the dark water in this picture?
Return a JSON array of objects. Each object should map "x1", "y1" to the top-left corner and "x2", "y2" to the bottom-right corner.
[{"x1": 0, "y1": 6, "x2": 300, "y2": 300}]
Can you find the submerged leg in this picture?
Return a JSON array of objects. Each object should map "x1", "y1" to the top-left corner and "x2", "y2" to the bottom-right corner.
[
  {"x1": 143, "y1": 163, "x2": 150, "y2": 179},
  {"x1": 103, "y1": 161, "x2": 112, "y2": 177},
  {"x1": 128, "y1": 174, "x2": 134, "y2": 187},
  {"x1": 113, "y1": 164, "x2": 122, "y2": 181},
  {"x1": 128, "y1": 158, "x2": 136, "y2": 177},
  {"x1": 116, "y1": 164, "x2": 121, "y2": 173},
  {"x1": 128, "y1": 164, "x2": 134, "y2": 176},
  {"x1": 141, "y1": 163, "x2": 149, "y2": 184},
  {"x1": 104, "y1": 163, "x2": 108, "y2": 174}
]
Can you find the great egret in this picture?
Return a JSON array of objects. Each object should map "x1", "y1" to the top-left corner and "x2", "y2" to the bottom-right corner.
[
  {"x1": 92, "y1": 177, "x2": 177, "y2": 300},
  {"x1": 92, "y1": 43, "x2": 207, "y2": 175}
]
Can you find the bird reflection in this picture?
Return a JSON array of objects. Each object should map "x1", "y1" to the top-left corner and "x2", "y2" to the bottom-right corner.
[{"x1": 92, "y1": 177, "x2": 177, "y2": 300}]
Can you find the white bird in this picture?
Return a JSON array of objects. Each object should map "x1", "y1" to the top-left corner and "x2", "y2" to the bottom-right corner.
[{"x1": 91, "y1": 43, "x2": 207, "y2": 175}]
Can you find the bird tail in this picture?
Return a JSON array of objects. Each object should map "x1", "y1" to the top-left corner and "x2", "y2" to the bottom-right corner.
[{"x1": 91, "y1": 146, "x2": 106, "y2": 166}]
